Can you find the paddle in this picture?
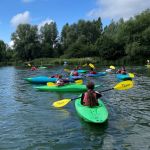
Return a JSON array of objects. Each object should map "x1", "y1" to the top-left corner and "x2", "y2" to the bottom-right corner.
[
  {"x1": 110, "y1": 65, "x2": 115, "y2": 69},
  {"x1": 128, "y1": 73, "x2": 135, "y2": 78},
  {"x1": 89, "y1": 63, "x2": 95, "y2": 69},
  {"x1": 64, "y1": 68, "x2": 71, "y2": 73},
  {"x1": 52, "y1": 80, "x2": 134, "y2": 108},
  {"x1": 47, "y1": 79, "x2": 83, "y2": 86},
  {"x1": 28, "y1": 63, "x2": 31, "y2": 67},
  {"x1": 82, "y1": 63, "x2": 87, "y2": 67}
]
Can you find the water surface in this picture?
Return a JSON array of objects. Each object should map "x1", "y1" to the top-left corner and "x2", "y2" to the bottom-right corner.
[{"x1": 0, "y1": 66, "x2": 150, "y2": 150}]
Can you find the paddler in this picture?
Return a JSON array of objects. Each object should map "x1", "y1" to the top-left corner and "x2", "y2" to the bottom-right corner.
[{"x1": 81, "y1": 82, "x2": 102, "y2": 107}]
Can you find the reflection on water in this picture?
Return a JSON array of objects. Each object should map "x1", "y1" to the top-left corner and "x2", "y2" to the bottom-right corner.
[{"x1": 0, "y1": 66, "x2": 150, "y2": 149}]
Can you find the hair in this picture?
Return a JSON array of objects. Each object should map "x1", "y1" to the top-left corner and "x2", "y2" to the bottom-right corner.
[
  {"x1": 86, "y1": 82, "x2": 95, "y2": 90},
  {"x1": 86, "y1": 82, "x2": 97, "y2": 107}
]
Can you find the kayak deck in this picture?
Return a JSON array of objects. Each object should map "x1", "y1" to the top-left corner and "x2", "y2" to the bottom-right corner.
[
  {"x1": 24, "y1": 76, "x2": 57, "y2": 84},
  {"x1": 75, "y1": 98, "x2": 108, "y2": 123},
  {"x1": 116, "y1": 74, "x2": 132, "y2": 81},
  {"x1": 34, "y1": 84, "x2": 100, "y2": 92}
]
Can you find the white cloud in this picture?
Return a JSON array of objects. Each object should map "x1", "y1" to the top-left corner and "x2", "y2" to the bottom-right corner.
[
  {"x1": 88, "y1": 0, "x2": 150, "y2": 20},
  {"x1": 8, "y1": 41, "x2": 14, "y2": 48},
  {"x1": 38, "y1": 18, "x2": 54, "y2": 30},
  {"x1": 22, "y1": 0, "x2": 34, "y2": 3},
  {"x1": 10, "y1": 11, "x2": 30, "y2": 27}
]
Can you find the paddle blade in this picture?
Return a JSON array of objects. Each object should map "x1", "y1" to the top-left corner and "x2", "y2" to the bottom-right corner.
[
  {"x1": 128, "y1": 73, "x2": 135, "y2": 78},
  {"x1": 64, "y1": 69, "x2": 70, "y2": 73},
  {"x1": 47, "y1": 82, "x2": 56, "y2": 86},
  {"x1": 28, "y1": 63, "x2": 31, "y2": 67},
  {"x1": 110, "y1": 65, "x2": 115, "y2": 69},
  {"x1": 82, "y1": 63, "x2": 87, "y2": 67},
  {"x1": 75, "y1": 79, "x2": 83, "y2": 84},
  {"x1": 89, "y1": 63, "x2": 95, "y2": 69},
  {"x1": 114, "y1": 80, "x2": 134, "y2": 90},
  {"x1": 53, "y1": 99, "x2": 71, "y2": 108}
]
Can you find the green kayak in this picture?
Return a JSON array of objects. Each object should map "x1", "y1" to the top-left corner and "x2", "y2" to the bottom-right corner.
[
  {"x1": 75, "y1": 97, "x2": 108, "y2": 123},
  {"x1": 34, "y1": 84, "x2": 100, "y2": 92}
]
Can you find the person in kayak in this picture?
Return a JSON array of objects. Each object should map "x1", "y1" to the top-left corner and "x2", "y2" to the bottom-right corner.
[
  {"x1": 31, "y1": 66, "x2": 37, "y2": 71},
  {"x1": 89, "y1": 68, "x2": 97, "y2": 74},
  {"x1": 51, "y1": 74, "x2": 60, "y2": 78},
  {"x1": 70, "y1": 68, "x2": 79, "y2": 76},
  {"x1": 56, "y1": 75, "x2": 65, "y2": 86},
  {"x1": 116, "y1": 66, "x2": 126, "y2": 74},
  {"x1": 56, "y1": 75, "x2": 71, "y2": 86},
  {"x1": 81, "y1": 82, "x2": 102, "y2": 107}
]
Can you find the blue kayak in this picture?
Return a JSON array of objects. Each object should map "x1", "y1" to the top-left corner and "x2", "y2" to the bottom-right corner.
[
  {"x1": 116, "y1": 74, "x2": 132, "y2": 81},
  {"x1": 24, "y1": 76, "x2": 58, "y2": 84},
  {"x1": 86, "y1": 72, "x2": 107, "y2": 77},
  {"x1": 69, "y1": 76, "x2": 83, "y2": 80}
]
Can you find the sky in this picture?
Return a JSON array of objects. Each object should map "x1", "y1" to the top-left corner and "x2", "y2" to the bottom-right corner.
[{"x1": 0, "y1": 0, "x2": 150, "y2": 45}]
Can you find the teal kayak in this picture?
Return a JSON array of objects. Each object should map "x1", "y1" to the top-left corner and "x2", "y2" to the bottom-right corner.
[
  {"x1": 75, "y1": 97, "x2": 108, "y2": 123},
  {"x1": 24, "y1": 76, "x2": 58, "y2": 84},
  {"x1": 34, "y1": 84, "x2": 100, "y2": 92},
  {"x1": 77, "y1": 70, "x2": 88, "y2": 73},
  {"x1": 116, "y1": 74, "x2": 132, "y2": 81}
]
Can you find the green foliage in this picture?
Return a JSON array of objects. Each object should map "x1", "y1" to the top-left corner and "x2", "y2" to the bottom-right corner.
[
  {"x1": 11, "y1": 24, "x2": 40, "y2": 61},
  {"x1": 0, "y1": 40, "x2": 6, "y2": 61}
]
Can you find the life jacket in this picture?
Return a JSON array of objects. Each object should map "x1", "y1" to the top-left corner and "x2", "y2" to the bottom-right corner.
[
  {"x1": 31, "y1": 67, "x2": 37, "y2": 71},
  {"x1": 73, "y1": 71, "x2": 78, "y2": 76},
  {"x1": 83, "y1": 90, "x2": 98, "y2": 107},
  {"x1": 117, "y1": 70, "x2": 121, "y2": 74},
  {"x1": 90, "y1": 71, "x2": 97, "y2": 74},
  {"x1": 56, "y1": 79, "x2": 64, "y2": 86}
]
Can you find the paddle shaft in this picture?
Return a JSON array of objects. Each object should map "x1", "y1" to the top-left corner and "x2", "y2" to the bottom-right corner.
[{"x1": 100, "y1": 88, "x2": 114, "y2": 93}]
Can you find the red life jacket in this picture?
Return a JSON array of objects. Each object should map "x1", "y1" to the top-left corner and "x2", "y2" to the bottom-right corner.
[
  {"x1": 73, "y1": 71, "x2": 78, "y2": 76},
  {"x1": 83, "y1": 90, "x2": 98, "y2": 106},
  {"x1": 90, "y1": 71, "x2": 97, "y2": 74}
]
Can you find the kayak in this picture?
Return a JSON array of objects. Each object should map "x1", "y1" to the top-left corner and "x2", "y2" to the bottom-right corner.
[
  {"x1": 86, "y1": 72, "x2": 107, "y2": 77},
  {"x1": 69, "y1": 76, "x2": 83, "y2": 80},
  {"x1": 34, "y1": 84, "x2": 100, "y2": 92},
  {"x1": 77, "y1": 70, "x2": 88, "y2": 73},
  {"x1": 116, "y1": 74, "x2": 132, "y2": 81},
  {"x1": 24, "y1": 76, "x2": 58, "y2": 84},
  {"x1": 38, "y1": 66, "x2": 47, "y2": 69},
  {"x1": 106, "y1": 69, "x2": 112, "y2": 73},
  {"x1": 75, "y1": 96, "x2": 108, "y2": 123}
]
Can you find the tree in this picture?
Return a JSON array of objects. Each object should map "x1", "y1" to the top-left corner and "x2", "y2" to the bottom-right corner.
[
  {"x1": 11, "y1": 24, "x2": 40, "y2": 61},
  {"x1": 0, "y1": 40, "x2": 6, "y2": 61},
  {"x1": 40, "y1": 22, "x2": 58, "y2": 57}
]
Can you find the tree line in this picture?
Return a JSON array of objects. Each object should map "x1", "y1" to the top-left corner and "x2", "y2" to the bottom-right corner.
[{"x1": 0, "y1": 9, "x2": 150, "y2": 64}]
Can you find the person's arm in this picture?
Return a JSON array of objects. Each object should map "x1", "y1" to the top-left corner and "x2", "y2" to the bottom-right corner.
[{"x1": 95, "y1": 91, "x2": 102, "y2": 99}]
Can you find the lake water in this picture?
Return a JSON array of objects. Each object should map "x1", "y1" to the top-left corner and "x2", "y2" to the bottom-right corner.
[{"x1": 0, "y1": 66, "x2": 150, "y2": 150}]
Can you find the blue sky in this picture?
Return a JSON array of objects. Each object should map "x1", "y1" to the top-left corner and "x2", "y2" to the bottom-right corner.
[{"x1": 0, "y1": 0, "x2": 149, "y2": 45}]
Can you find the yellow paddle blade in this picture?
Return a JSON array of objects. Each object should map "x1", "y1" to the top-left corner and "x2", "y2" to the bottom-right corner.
[
  {"x1": 64, "y1": 69, "x2": 70, "y2": 72},
  {"x1": 128, "y1": 73, "x2": 135, "y2": 78},
  {"x1": 47, "y1": 82, "x2": 56, "y2": 86},
  {"x1": 82, "y1": 63, "x2": 87, "y2": 67},
  {"x1": 28, "y1": 63, "x2": 31, "y2": 67},
  {"x1": 114, "y1": 80, "x2": 134, "y2": 90},
  {"x1": 110, "y1": 65, "x2": 115, "y2": 69},
  {"x1": 53, "y1": 99, "x2": 71, "y2": 108},
  {"x1": 89, "y1": 63, "x2": 95, "y2": 69},
  {"x1": 75, "y1": 79, "x2": 83, "y2": 84}
]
